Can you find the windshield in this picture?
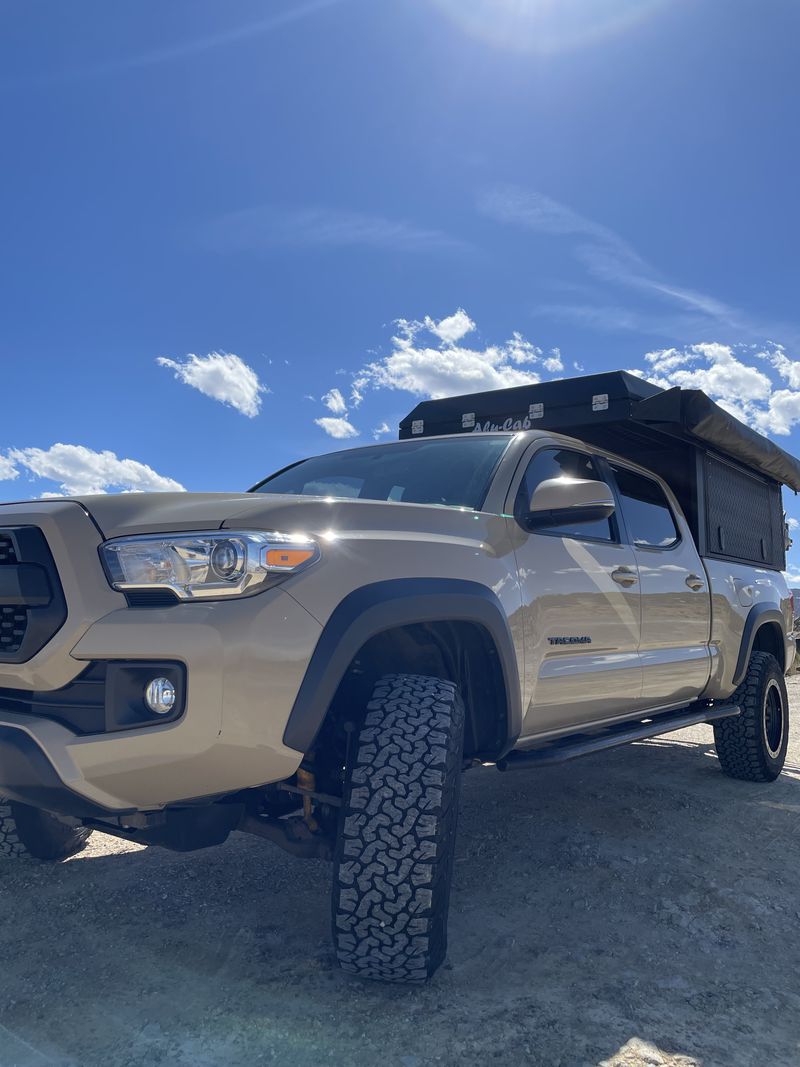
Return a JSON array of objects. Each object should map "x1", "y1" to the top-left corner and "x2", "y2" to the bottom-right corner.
[{"x1": 251, "y1": 435, "x2": 510, "y2": 511}]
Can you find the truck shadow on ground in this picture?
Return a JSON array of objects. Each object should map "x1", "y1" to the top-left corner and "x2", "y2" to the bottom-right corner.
[{"x1": 2, "y1": 732, "x2": 799, "y2": 1066}]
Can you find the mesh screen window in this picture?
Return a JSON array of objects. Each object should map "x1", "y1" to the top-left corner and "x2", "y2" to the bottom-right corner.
[{"x1": 703, "y1": 455, "x2": 784, "y2": 569}]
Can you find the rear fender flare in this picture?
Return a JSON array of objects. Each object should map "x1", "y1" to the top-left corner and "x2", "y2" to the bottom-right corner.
[{"x1": 731, "y1": 604, "x2": 786, "y2": 686}]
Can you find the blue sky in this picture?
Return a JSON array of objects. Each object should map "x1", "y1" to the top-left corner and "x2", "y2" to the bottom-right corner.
[{"x1": 1, "y1": 1, "x2": 800, "y2": 568}]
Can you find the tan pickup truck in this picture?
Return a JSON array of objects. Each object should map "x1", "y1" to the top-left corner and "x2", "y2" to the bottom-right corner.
[{"x1": 0, "y1": 371, "x2": 796, "y2": 983}]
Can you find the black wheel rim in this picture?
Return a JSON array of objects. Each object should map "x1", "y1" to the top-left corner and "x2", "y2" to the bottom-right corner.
[{"x1": 763, "y1": 681, "x2": 785, "y2": 758}]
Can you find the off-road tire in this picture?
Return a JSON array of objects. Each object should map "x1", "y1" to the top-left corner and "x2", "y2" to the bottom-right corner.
[
  {"x1": 0, "y1": 798, "x2": 92, "y2": 861},
  {"x1": 332, "y1": 673, "x2": 465, "y2": 983},
  {"x1": 713, "y1": 651, "x2": 789, "y2": 782}
]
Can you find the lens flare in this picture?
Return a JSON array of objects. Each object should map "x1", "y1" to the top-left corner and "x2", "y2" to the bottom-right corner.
[{"x1": 430, "y1": 0, "x2": 668, "y2": 54}]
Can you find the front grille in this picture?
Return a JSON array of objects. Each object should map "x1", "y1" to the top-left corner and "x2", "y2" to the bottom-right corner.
[
  {"x1": 0, "y1": 605, "x2": 28, "y2": 654},
  {"x1": 0, "y1": 527, "x2": 66, "y2": 663},
  {"x1": 0, "y1": 533, "x2": 27, "y2": 654}
]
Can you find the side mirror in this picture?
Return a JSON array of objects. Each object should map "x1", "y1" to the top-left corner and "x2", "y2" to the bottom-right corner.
[{"x1": 522, "y1": 477, "x2": 616, "y2": 530}]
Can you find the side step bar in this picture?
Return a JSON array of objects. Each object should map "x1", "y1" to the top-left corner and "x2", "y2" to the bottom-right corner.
[{"x1": 496, "y1": 701, "x2": 740, "y2": 772}]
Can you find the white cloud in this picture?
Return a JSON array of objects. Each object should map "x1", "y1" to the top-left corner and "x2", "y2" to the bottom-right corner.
[
  {"x1": 314, "y1": 417, "x2": 359, "y2": 440},
  {"x1": 480, "y1": 184, "x2": 740, "y2": 330},
  {"x1": 480, "y1": 186, "x2": 615, "y2": 241},
  {"x1": 355, "y1": 312, "x2": 561, "y2": 400},
  {"x1": 543, "y1": 349, "x2": 564, "y2": 373},
  {"x1": 8, "y1": 444, "x2": 185, "y2": 496},
  {"x1": 786, "y1": 518, "x2": 799, "y2": 530},
  {"x1": 203, "y1": 205, "x2": 469, "y2": 257},
  {"x1": 634, "y1": 342, "x2": 800, "y2": 437},
  {"x1": 322, "y1": 388, "x2": 347, "y2": 416},
  {"x1": 424, "y1": 309, "x2": 475, "y2": 345},
  {"x1": 372, "y1": 422, "x2": 391, "y2": 440},
  {"x1": 28, "y1": 0, "x2": 346, "y2": 85},
  {"x1": 0, "y1": 455, "x2": 18, "y2": 481},
  {"x1": 157, "y1": 352, "x2": 267, "y2": 418},
  {"x1": 757, "y1": 390, "x2": 800, "y2": 436},
  {"x1": 641, "y1": 343, "x2": 772, "y2": 403},
  {"x1": 767, "y1": 345, "x2": 800, "y2": 390}
]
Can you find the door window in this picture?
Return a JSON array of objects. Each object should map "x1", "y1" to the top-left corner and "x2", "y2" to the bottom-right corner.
[
  {"x1": 516, "y1": 449, "x2": 617, "y2": 542},
  {"x1": 611, "y1": 466, "x2": 679, "y2": 548}
]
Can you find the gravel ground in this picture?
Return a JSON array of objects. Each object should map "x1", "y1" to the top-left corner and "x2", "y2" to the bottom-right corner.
[{"x1": 2, "y1": 681, "x2": 800, "y2": 1067}]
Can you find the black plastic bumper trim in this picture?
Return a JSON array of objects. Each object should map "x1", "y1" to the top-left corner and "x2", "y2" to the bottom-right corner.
[{"x1": 0, "y1": 660, "x2": 186, "y2": 734}]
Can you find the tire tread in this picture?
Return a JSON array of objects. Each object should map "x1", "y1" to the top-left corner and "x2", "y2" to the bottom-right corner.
[
  {"x1": 0, "y1": 797, "x2": 92, "y2": 861},
  {"x1": 713, "y1": 651, "x2": 788, "y2": 783},
  {"x1": 332, "y1": 673, "x2": 464, "y2": 983}
]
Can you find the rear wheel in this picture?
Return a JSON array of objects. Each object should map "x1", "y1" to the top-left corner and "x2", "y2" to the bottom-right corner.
[
  {"x1": 332, "y1": 673, "x2": 465, "y2": 983},
  {"x1": 0, "y1": 798, "x2": 92, "y2": 861},
  {"x1": 713, "y1": 651, "x2": 789, "y2": 782}
]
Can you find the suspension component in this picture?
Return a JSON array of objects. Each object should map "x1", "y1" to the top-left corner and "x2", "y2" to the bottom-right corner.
[{"x1": 296, "y1": 764, "x2": 320, "y2": 833}]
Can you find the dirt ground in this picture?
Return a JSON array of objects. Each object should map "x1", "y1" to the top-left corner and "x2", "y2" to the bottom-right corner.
[{"x1": 2, "y1": 682, "x2": 800, "y2": 1067}]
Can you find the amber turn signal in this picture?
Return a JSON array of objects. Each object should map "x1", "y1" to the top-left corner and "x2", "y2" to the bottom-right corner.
[{"x1": 263, "y1": 547, "x2": 316, "y2": 569}]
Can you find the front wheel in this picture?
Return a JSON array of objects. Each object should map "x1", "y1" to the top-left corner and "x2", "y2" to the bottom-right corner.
[
  {"x1": 332, "y1": 673, "x2": 465, "y2": 983},
  {"x1": 713, "y1": 651, "x2": 789, "y2": 782},
  {"x1": 0, "y1": 798, "x2": 93, "y2": 861}
]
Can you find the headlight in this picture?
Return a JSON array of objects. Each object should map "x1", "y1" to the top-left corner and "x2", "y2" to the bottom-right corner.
[{"x1": 101, "y1": 530, "x2": 319, "y2": 600}]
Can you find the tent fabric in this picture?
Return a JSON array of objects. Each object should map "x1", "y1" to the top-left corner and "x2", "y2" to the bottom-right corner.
[{"x1": 674, "y1": 391, "x2": 800, "y2": 492}]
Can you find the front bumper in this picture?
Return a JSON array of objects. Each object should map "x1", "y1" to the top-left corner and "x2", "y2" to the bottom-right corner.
[
  {"x1": 0, "y1": 560, "x2": 322, "y2": 814},
  {"x1": 0, "y1": 585, "x2": 320, "y2": 812},
  {"x1": 0, "y1": 725, "x2": 126, "y2": 818}
]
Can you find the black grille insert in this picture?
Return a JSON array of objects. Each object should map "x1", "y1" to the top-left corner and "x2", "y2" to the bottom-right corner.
[
  {"x1": 0, "y1": 534, "x2": 19, "y2": 565},
  {"x1": 124, "y1": 588, "x2": 180, "y2": 608},
  {"x1": 0, "y1": 527, "x2": 66, "y2": 663},
  {"x1": 0, "y1": 605, "x2": 28, "y2": 655}
]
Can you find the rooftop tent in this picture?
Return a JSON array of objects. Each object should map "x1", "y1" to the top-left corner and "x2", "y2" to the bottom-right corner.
[{"x1": 398, "y1": 371, "x2": 800, "y2": 571}]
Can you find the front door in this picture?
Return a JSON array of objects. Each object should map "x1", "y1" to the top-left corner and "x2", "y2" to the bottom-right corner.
[{"x1": 510, "y1": 446, "x2": 643, "y2": 740}]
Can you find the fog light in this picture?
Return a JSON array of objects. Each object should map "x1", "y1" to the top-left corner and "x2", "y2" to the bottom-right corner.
[{"x1": 144, "y1": 677, "x2": 177, "y2": 715}]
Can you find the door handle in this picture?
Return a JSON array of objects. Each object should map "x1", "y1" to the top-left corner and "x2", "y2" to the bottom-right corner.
[
  {"x1": 685, "y1": 574, "x2": 705, "y2": 591},
  {"x1": 611, "y1": 566, "x2": 638, "y2": 586}
]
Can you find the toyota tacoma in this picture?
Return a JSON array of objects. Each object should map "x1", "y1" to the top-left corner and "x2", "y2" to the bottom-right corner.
[{"x1": 0, "y1": 371, "x2": 796, "y2": 983}]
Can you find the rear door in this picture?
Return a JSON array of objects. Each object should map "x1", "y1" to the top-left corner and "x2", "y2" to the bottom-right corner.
[
  {"x1": 510, "y1": 445, "x2": 644, "y2": 739},
  {"x1": 607, "y1": 462, "x2": 712, "y2": 706}
]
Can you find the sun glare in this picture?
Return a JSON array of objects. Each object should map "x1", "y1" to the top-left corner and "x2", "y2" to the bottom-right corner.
[{"x1": 429, "y1": 0, "x2": 668, "y2": 54}]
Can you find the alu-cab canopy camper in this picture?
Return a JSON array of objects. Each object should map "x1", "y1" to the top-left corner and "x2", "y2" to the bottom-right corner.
[{"x1": 399, "y1": 370, "x2": 800, "y2": 572}]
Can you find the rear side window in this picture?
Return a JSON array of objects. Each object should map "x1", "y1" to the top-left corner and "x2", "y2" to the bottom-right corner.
[
  {"x1": 516, "y1": 448, "x2": 617, "y2": 542},
  {"x1": 611, "y1": 466, "x2": 679, "y2": 548}
]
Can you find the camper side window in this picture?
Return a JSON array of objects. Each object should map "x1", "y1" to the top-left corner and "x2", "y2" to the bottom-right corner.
[{"x1": 611, "y1": 466, "x2": 679, "y2": 549}]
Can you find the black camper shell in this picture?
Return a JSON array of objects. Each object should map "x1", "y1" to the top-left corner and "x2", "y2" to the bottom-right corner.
[{"x1": 399, "y1": 371, "x2": 800, "y2": 572}]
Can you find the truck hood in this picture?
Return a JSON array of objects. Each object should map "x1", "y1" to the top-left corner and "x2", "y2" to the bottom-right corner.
[
  {"x1": 64, "y1": 491, "x2": 492, "y2": 541},
  {"x1": 65, "y1": 492, "x2": 261, "y2": 539}
]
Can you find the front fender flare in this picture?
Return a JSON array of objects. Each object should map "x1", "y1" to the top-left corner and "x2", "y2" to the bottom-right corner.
[{"x1": 282, "y1": 578, "x2": 521, "y2": 754}]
